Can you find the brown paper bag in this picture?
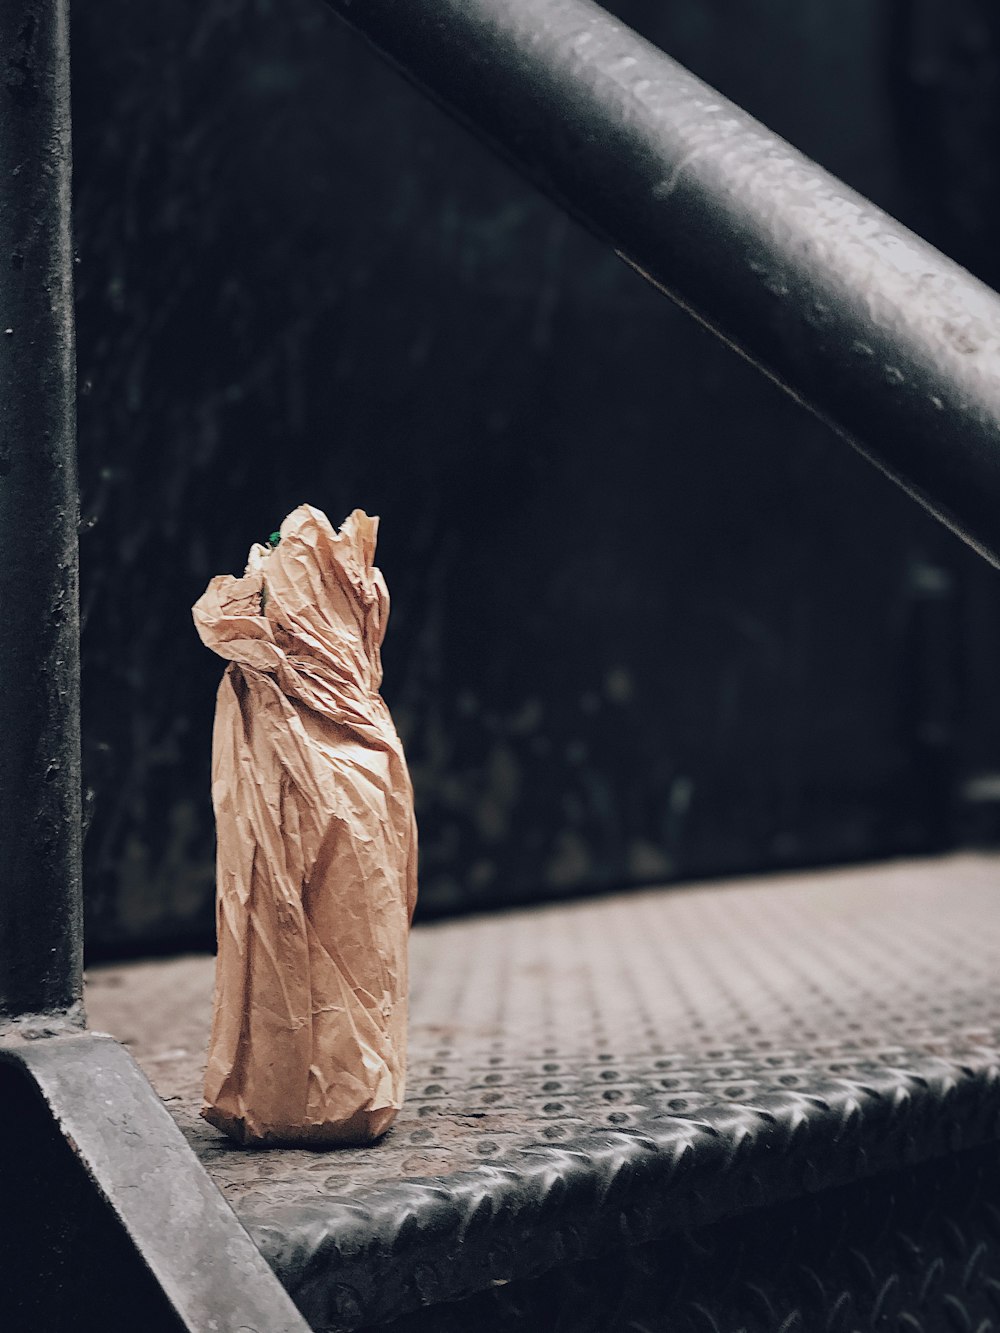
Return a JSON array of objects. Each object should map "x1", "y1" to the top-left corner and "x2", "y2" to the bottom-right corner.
[{"x1": 192, "y1": 504, "x2": 417, "y2": 1146}]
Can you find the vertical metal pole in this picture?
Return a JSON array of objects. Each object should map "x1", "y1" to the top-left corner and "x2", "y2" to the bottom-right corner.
[{"x1": 0, "y1": 0, "x2": 83, "y2": 1025}]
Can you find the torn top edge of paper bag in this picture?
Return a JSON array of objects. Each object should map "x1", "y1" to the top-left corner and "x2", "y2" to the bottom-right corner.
[{"x1": 192, "y1": 504, "x2": 418, "y2": 1147}]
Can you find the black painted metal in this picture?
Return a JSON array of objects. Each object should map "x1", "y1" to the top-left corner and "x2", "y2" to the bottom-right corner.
[
  {"x1": 374, "y1": 1143, "x2": 1000, "y2": 1331},
  {"x1": 0, "y1": 1033, "x2": 311, "y2": 1331},
  {"x1": 0, "y1": 0, "x2": 83, "y2": 1024},
  {"x1": 321, "y1": 0, "x2": 1000, "y2": 569},
  {"x1": 252, "y1": 1050, "x2": 1000, "y2": 1328},
  {"x1": 245, "y1": 1040, "x2": 1000, "y2": 1329}
]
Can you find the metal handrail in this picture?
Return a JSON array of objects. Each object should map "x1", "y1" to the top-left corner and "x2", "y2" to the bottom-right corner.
[{"x1": 324, "y1": 0, "x2": 1000, "y2": 569}]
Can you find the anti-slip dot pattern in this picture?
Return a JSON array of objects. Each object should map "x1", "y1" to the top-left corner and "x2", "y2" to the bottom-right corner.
[
  {"x1": 87, "y1": 854, "x2": 1000, "y2": 1330},
  {"x1": 374, "y1": 1142, "x2": 1000, "y2": 1333}
]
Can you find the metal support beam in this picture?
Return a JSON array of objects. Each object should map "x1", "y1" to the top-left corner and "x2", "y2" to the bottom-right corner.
[
  {"x1": 322, "y1": 0, "x2": 1000, "y2": 569},
  {"x1": 0, "y1": 0, "x2": 83, "y2": 1024},
  {"x1": 0, "y1": 1033, "x2": 311, "y2": 1330}
]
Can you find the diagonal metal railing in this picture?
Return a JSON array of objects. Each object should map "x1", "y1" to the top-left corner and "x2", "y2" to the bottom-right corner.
[{"x1": 322, "y1": 0, "x2": 1000, "y2": 570}]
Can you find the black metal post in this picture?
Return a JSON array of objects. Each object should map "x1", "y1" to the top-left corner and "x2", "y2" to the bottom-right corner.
[
  {"x1": 322, "y1": 0, "x2": 1000, "y2": 569},
  {"x1": 0, "y1": 0, "x2": 83, "y2": 1025}
]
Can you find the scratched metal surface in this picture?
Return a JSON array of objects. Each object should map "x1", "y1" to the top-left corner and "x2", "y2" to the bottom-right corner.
[{"x1": 88, "y1": 854, "x2": 1000, "y2": 1330}]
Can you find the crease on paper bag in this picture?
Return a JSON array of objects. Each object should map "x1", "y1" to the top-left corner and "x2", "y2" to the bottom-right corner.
[{"x1": 192, "y1": 504, "x2": 417, "y2": 1146}]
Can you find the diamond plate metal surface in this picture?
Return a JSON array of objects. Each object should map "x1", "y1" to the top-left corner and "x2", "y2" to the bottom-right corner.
[
  {"x1": 88, "y1": 854, "x2": 1000, "y2": 1330},
  {"x1": 375, "y1": 1141, "x2": 1000, "y2": 1332}
]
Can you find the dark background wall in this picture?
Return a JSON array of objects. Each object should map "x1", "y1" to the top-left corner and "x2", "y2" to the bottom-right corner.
[{"x1": 72, "y1": 0, "x2": 1000, "y2": 954}]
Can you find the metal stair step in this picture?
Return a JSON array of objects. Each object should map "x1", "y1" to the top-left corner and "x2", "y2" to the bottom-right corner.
[{"x1": 87, "y1": 853, "x2": 1000, "y2": 1330}]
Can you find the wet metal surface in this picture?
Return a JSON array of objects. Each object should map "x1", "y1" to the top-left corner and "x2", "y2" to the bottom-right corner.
[{"x1": 89, "y1": 854, "x2": 1000, "y2": 1329}]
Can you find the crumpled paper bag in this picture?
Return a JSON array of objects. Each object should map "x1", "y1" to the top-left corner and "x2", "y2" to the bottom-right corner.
[{"x1": 192, "y1": 504, "x2": 417, "y2": 1146}]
